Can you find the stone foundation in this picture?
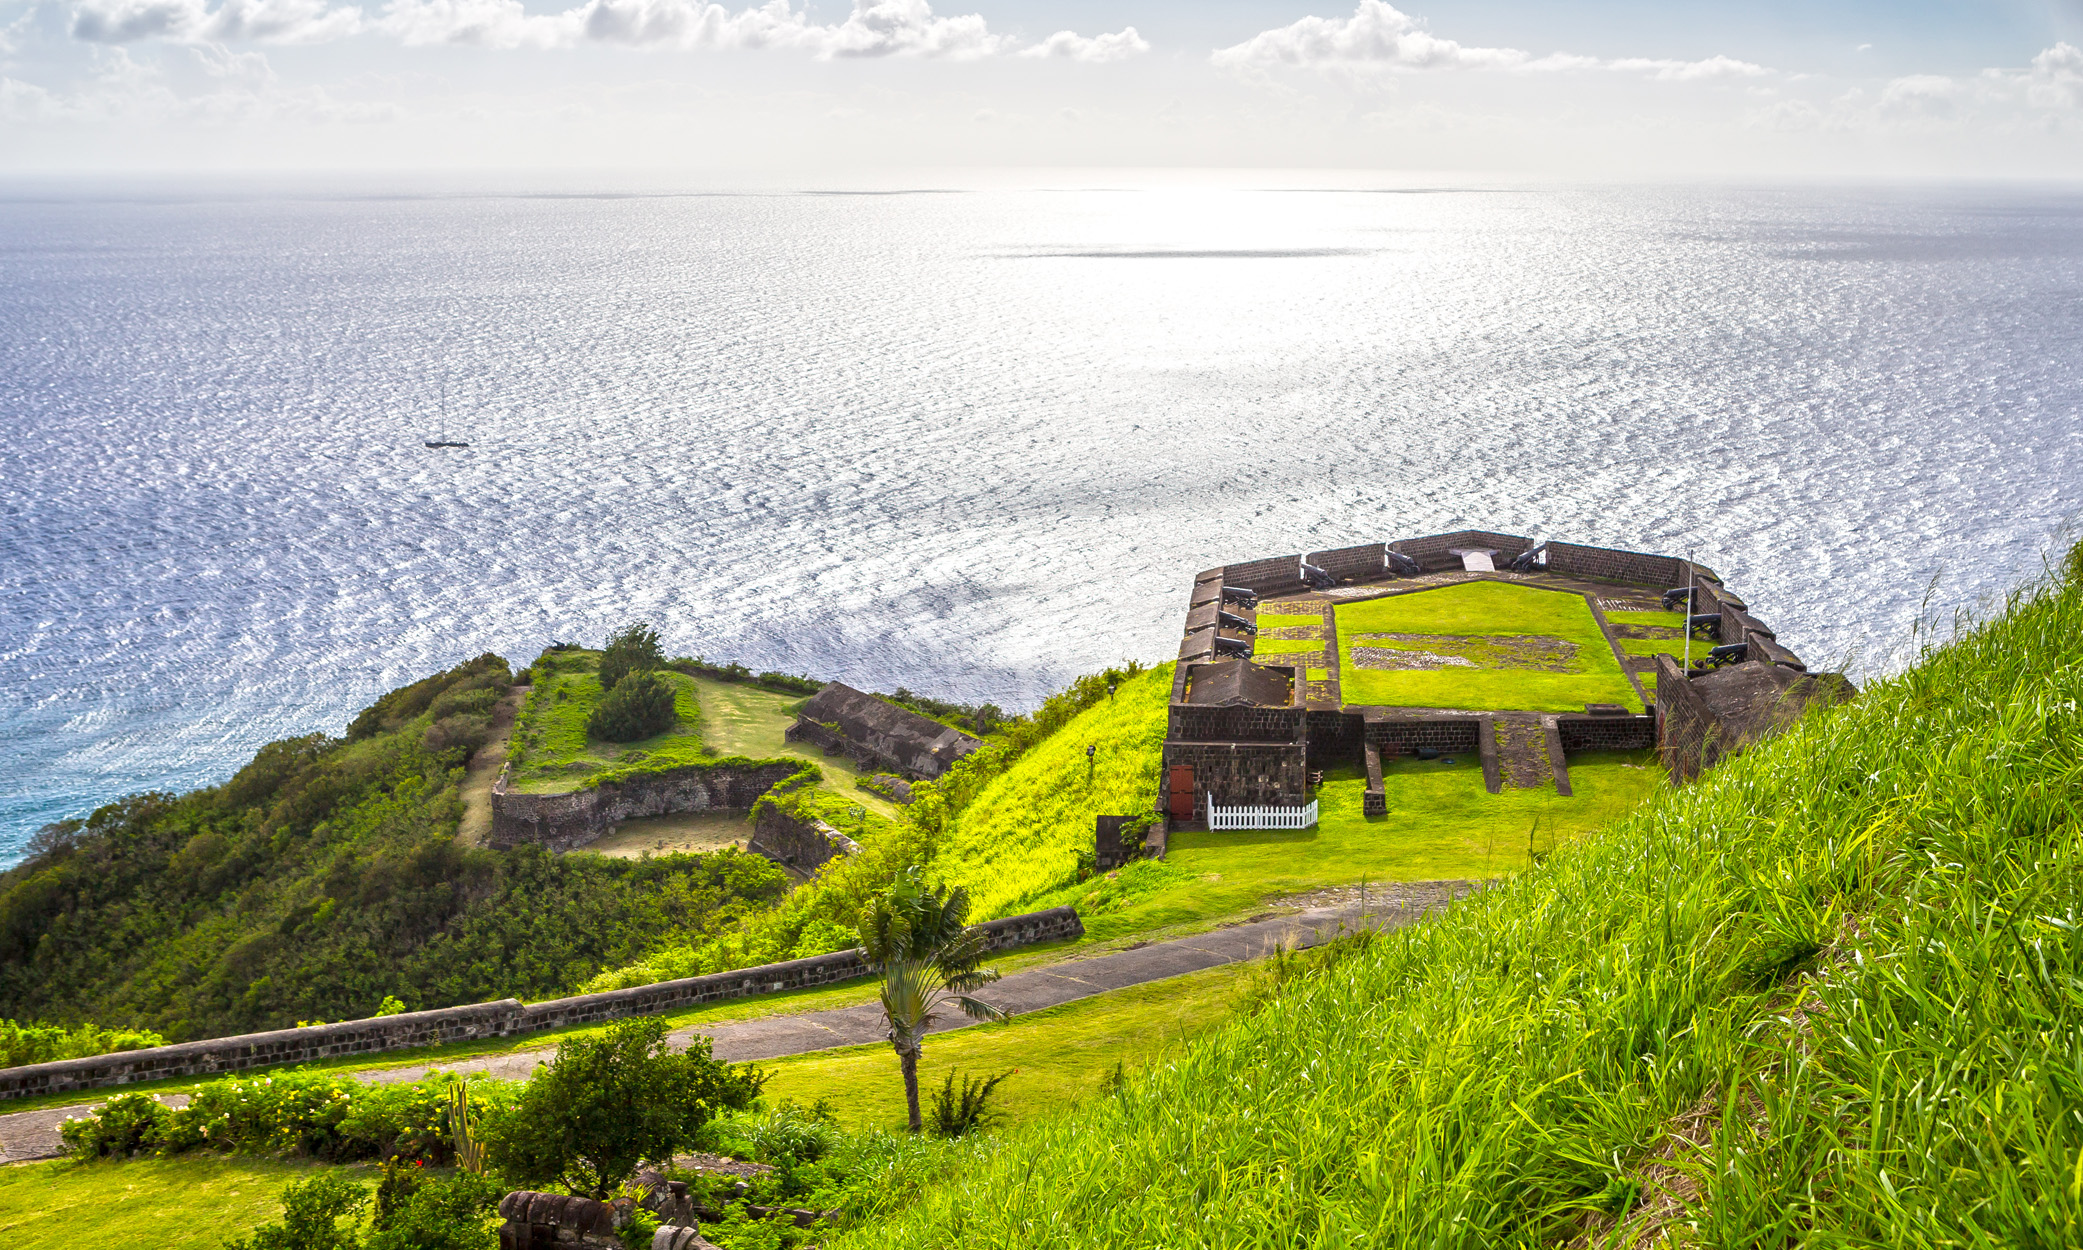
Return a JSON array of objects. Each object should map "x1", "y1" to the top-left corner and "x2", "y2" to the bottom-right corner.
[{"x1": 491, "y1": 761, "x2": 806, "y2": 852}]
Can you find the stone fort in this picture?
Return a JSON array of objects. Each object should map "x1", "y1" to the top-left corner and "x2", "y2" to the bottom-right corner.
[{"x1": 1162, "y1": 530, "x2": 1845, "y2": 825}]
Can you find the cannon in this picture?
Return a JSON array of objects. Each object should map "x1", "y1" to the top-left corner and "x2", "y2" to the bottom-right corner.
[
  {"x1": 1220, "y1": 585, "x2": 1260, "y2": 609},
  {"x1": 1217, "y1": 609, "x2": 1257, "y2": 636},
  {"x1": 1701, "y1": 643, "x2": 1747, "y2": 669},
  {"x1": 1508, "y1": 541, "x2": 1549, "y2": 573},
  {"x1": 1687, "y1": 613, "x2": 1722, "y2": 641},
  {"x1": 1661, "y1": 586, "x2": 1698, "y2": 610},
  {"x1": 1300, "y1": 561, "x2": 1335, "y2": 591},
  {"x1": 1214, "y1": 636, "x2": 1253, "y2": 658},
  {"x1": 1386, "y1": 549, "x2": 1423, "y2": 577}
]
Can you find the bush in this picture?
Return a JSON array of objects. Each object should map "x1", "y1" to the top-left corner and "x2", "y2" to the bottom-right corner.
[
  {"x1": 225, "y1": 1173, "x2": 367, "y2": 1250},
  {"x1": 483, "y1": 1016, "x2": 766, "y2": 1198},
  {"x1": 60, "y1": 1068, "x2": 515, "y2": 1164},
  {"x1": 367, "y1": 1165, "x2": 503, "y2": 1250},
  {"x1": 0, "y1": 1017, "x2": 166, "y2": 1067},
  {"x1": 927, "y1": 1070, "x2": 1011, "y2": 1139},
  {"x1": 60, "y1": 1091, "x2": 171, "y2": 1158},
  {"x1": 588, "y1": 671, "x2": 677, "y2": 743},
  {"x1": 422, "y1": 714, "x2": 491, "y2": 756},
  {"x1": 597, "y1": 623, "x2": 666, "y2": 692}
]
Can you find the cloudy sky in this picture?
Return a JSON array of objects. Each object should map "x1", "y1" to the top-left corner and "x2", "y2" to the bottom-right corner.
[{"x1": 4, "y1": 0, "x2": 2083, "y2": 175}]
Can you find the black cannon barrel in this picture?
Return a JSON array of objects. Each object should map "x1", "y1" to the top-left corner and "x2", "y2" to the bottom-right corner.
[
  {"x1": 1386, "y1": 550, "x2": 1422, "y2": 576},
  {"x1": 1661, "y1": 587, "x2": 1698, "y2": 610},
  {"x1": 1217, "y1": 610, "x2": 1257, "y2": 635},
  {"x1": 1300, "y1": 561, "x2": 1334, "y2": 590},
  {"x1": 1704, "y1": 642, "x2": 1747, "y2": 668},
  {"x1": 1220, "y1": 585, "x2": 1260, "y2": 608},
  {"x1": 1509, "y1": 541, "x2": 1548, "y2": 573},
  {"x1": 1687, "y1": 613, "x2": 1722, "y2": 640},
  {"x1": 1214, "y1": 636, "x2": 1252, "y2": 657}
]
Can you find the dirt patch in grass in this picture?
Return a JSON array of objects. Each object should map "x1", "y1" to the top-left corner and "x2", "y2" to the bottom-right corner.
[
  {"x1": 1611, "y1": 623, "x2": 1683, "y2": 640},
  {"x1": 1350, "y1": 633, "x2": 1580, "y2": 673}
]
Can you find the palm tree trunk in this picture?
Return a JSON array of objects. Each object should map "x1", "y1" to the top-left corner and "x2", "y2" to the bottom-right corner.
[{"x1": 901, "y1": 1043, "x2": 923, "y2": 1133}]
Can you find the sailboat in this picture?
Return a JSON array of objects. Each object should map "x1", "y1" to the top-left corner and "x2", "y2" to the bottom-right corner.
[{"x1": 424, "y1": 371, "x2": 471, "y2": 448}]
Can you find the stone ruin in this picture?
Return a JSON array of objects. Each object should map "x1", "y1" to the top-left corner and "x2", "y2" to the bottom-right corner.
[{"x1": 785, "y1": 682, "x2": 982, "y2": 780}]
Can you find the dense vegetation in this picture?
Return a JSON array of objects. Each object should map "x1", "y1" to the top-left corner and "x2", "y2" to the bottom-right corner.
[
  {"x1": 584, "y1": 662, "x2": 1151, "y2": 990},
  {"x1": 844, "y1": 545, "x2": 2083, "y2": 1247},
  {"x1": 0, "y1": 655, "x2": 789, "y2": 1040},
  {"x1": 0, "y1": 1017, "x2": 166, "y2": 1067},
  {"x1": 507, "y1": 649, "x2": 708, "y2": 793}
]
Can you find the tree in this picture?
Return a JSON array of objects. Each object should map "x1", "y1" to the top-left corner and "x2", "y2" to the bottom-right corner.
[
  {"x1": 588, "y1": 669, "x2": 677, "y2": 742},
  {"x1": 597, "y1": 622, "x2": 666, "y2": 692},
  {"x1": 857, "y1": 868, "x2": 1007, "y2": 1132},
  {"x1": 483, "y1": 1016, "x2": 764, "y2": 1198}
]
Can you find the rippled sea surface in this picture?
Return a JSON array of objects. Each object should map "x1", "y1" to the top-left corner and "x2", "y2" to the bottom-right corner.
[{"x1": 4, "y1": 181, "x2": 2082, "y2": 859}]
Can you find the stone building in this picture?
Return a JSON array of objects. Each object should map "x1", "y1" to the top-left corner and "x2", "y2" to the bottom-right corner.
[{"x1": 785, "y1": 682, "x2": 982, "y2": 780}]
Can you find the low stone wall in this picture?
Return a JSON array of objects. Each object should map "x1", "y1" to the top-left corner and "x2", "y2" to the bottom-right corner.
[
  {"x1": 746, "y1": 806, "x2": 861, "y2": 873},
  {"x1": 1364, "y1": 717, "x2": 1482, "y2": 755},
  {"x1": 1546, "y1": 541, "x2": 1693, "y2": 589},
  {"x1": 491, "y1": 761, "x2": 805, "y2": 852},
  {"x1": 1556, "y1": 714, "x2": 1657, "y2": 753},
  {"x1": 1390, "y1": 530, "x2": 1536, "y2": 572},
  {"x1": 0, "y1": 906, "x2": 1084, "y2": 1102},
  {"x1": 1307, "y1": 542, "x2": 1386, "y2": 584},
  {"x1": 1654, "y1": 653, "x2": 1726, "y2": 784},
  {"x1": 1222, "y1": 552, "x2": 1308, "y2": 596}
]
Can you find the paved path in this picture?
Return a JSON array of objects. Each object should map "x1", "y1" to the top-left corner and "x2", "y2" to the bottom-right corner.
[{"x1": 0, "y1": 882, "x2": 1476, "y2": 1164}]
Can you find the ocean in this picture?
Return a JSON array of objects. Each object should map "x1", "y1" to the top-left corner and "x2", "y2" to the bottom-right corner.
[{"x1": 4, "y1": 179, "x2": 2081, "y2": 860}]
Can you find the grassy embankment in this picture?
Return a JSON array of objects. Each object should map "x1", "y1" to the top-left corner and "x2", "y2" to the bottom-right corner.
[
  {"x1": 1335, "y1": 580, "x2": 1642, "y2": 711},
  {"x1": 849, "y1": 547, "x2": 2083, "y2": 1248}
]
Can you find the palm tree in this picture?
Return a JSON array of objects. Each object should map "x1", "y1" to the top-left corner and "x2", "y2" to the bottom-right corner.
[{"x1": 857, "y1": 867, "x2": 1007, "y2": 1132}]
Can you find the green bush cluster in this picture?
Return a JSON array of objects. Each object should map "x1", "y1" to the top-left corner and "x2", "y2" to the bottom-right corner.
[
  {"x1": 587, "y1": 669, "x2": 679, "y2": 743},
  {"x1": 224, "y1": 1167, "x2": 502, "y2": 1250},
  {"x1": 60, "y1": 1069, "x2": 515, "y2": 1164},
  {"x1": 596, "y1": 622, "x2": 666, "y2": 693},
  {"x1": 0, "y1": 1017, "x2": 166, "y2": 1067}
]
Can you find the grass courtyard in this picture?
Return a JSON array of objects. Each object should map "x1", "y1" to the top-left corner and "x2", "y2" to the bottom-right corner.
[
  {"x1": 506, "y1": 649, "x2": 707, "y2": 794},
  {"x1": 1332, "y1": 581, "x2": 1642, "y2": 712}
]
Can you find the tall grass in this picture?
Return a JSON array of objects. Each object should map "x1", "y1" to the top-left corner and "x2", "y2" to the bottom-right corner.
[
  {"x1": 929, "y1": 664, "x2": 1174, "y2": 919},
  {"x1": 842, "y1": 544, "x2": 2083, "y2": 1248}
]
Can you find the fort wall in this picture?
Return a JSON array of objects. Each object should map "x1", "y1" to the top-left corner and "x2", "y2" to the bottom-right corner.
[
  {"x1": 0, "y1": 906, "x2": 1084, "y2": 1102},
  {"x1": 490, "y1": 761, "x2": 805, "y2": 852}
]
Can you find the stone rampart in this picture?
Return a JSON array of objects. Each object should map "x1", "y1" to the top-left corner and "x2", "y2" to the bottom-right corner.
[
  {"x1": 1363, "y1": 716, "x2": 1483, "y2": 755},
  {"x1": 1306, "y1": 542, "x2": 1386, "y2": 584},
  {"x1": 491, "y1": 761, "x2": 804, "y2": 852},
  {"x1": 1545, "y1": 541, "x2": 1693, "y2": 589},
  {"x1": 1222, "y1": 552, "x2": 1308, "y2": 596},
  {"x1": 1653, "y1": 653, "x2": 1724, "y2": 784},
  {"x1": 1167, "y1": 704, "x2": 1306, "y2": 744},
  {"x1": 1556, "y1": 714, "x2": 1657, "y2": 753},
  {"x1": 1389, "y1": 530, "x2": 1535, "y2": 572},
  {"x1": 746, "y1": 805, "x2": 861, "y2": 873},
  {"x1": 0, "y1": 906, "x2": 1083, "y2": 1102}
]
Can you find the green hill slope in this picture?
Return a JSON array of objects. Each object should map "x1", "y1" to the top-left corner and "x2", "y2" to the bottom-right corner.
[{"x1": 845, "y1": 545, "x2": 2083, "y2": 1248}]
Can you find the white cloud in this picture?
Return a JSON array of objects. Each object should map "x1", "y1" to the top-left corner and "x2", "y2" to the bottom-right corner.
[
  {"x1": 67, "y1": 0, "x2": 1146, "y2": 60},
  {"x1": 2022, "y1": 41, "x2": 2083, "y2": 109},
  {"x1": 1213, "y1": 1, "x2": 1769, "y2": 82},
  {"x1": 1212, "y1": 1, "x2": 1525, "y2": 72},
  {"x1": 72, "y1": 0, "x2": 364, "y2": 44},
  {"x1": 1017, "y1": 26, "x2": 1148, "y2": 64}
]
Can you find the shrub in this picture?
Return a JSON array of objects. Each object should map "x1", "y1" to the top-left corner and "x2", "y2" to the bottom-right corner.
[
  {"x1": 422, "y1": 714, "x2": 491, "y2": 756},
  {"x1": 927, "y1": 1070, "x2": 1011, "y2": 1139},
  {"x1": 225, "y1": 1173, "x2": 368, "y2": 1250},
  {"x1": 483, "y1": 1016, "x2": 766, "y2": 1198},
  {"x1": 60, "y1": 1091, "x2": 171, "y2": 1158},
  {"x1": 597, "y1": 623, "x2": 666, "y2": 692},
  {"x1": 367, "y1": 1166, "x2": 503, "y2": 1250},
  {"x1": 588, "y1": 671, "x2": 676, "y2": 743},
  {"x1": 744, "y1": 1099, "x2": 840, "y2": 1166},
  {"x1": 0, "y1": 1018, "x2": 166, "y2": 1067}
]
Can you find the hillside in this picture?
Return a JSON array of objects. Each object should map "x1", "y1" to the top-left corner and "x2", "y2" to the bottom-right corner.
[
  {"x1": 844, "y1": 544, "x2": 2083, "y2": 1248},
  {"x1": 0, "y1": 655, "x2": 790, "y2": 1040}
]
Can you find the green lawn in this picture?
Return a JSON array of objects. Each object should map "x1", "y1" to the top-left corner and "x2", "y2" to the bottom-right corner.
[
  {"x1": 1606, "y1": 609, "x2": 1687, "y2": 630},
  {"x1": 1253, "y1": 638, "x2": 1327, "y2": 656},
  {"x1": 757, "y1": 962, "x2": 1248, "y2": 1133},
  {"x1": 1335, "y1": 582, "x2": 1640, "y2": 712},
  {"x1": 0, "y1": 1155, "x2": 374, "y2": 1250},
  {"x1": 507, "y1": 651, "x2": 707, "y2": 794},
  {"x1": 687, "y1": 675, "x2": 902, "y2": 822},
  {"x1": 1254, "y1": 612, "x2": 1323, "y2": 632},
  {"x1": 1025, "y1": 751, "x2": 1662, "y2": 943}
]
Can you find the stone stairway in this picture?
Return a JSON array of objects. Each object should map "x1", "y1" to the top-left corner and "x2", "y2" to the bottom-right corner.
[{"x1": 1482, "y1": 714, "x2": 1574, "y2": 795}]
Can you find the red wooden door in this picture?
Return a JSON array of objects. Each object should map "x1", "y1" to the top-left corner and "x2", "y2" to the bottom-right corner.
[{"x1": 1167, "y1": 765, "x2": 1196, "y2": 820}]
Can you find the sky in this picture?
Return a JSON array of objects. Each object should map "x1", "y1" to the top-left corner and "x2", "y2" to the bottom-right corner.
[{"x1": 3, "y1": 1, "x2": 2083, "y2": 176}]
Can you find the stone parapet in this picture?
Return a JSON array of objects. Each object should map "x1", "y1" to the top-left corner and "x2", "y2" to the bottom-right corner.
[
  {"x1": 491, "y1": 761, "x2": 805, "y2": 852},
  {"x1": 0, "y1": 906, "x2": 1083, "y2": 1102}
]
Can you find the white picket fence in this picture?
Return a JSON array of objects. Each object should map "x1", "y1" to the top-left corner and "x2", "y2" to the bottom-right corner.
[{"x1": 1206, "y1": 798, "x2": 1320, "y2": 831}]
